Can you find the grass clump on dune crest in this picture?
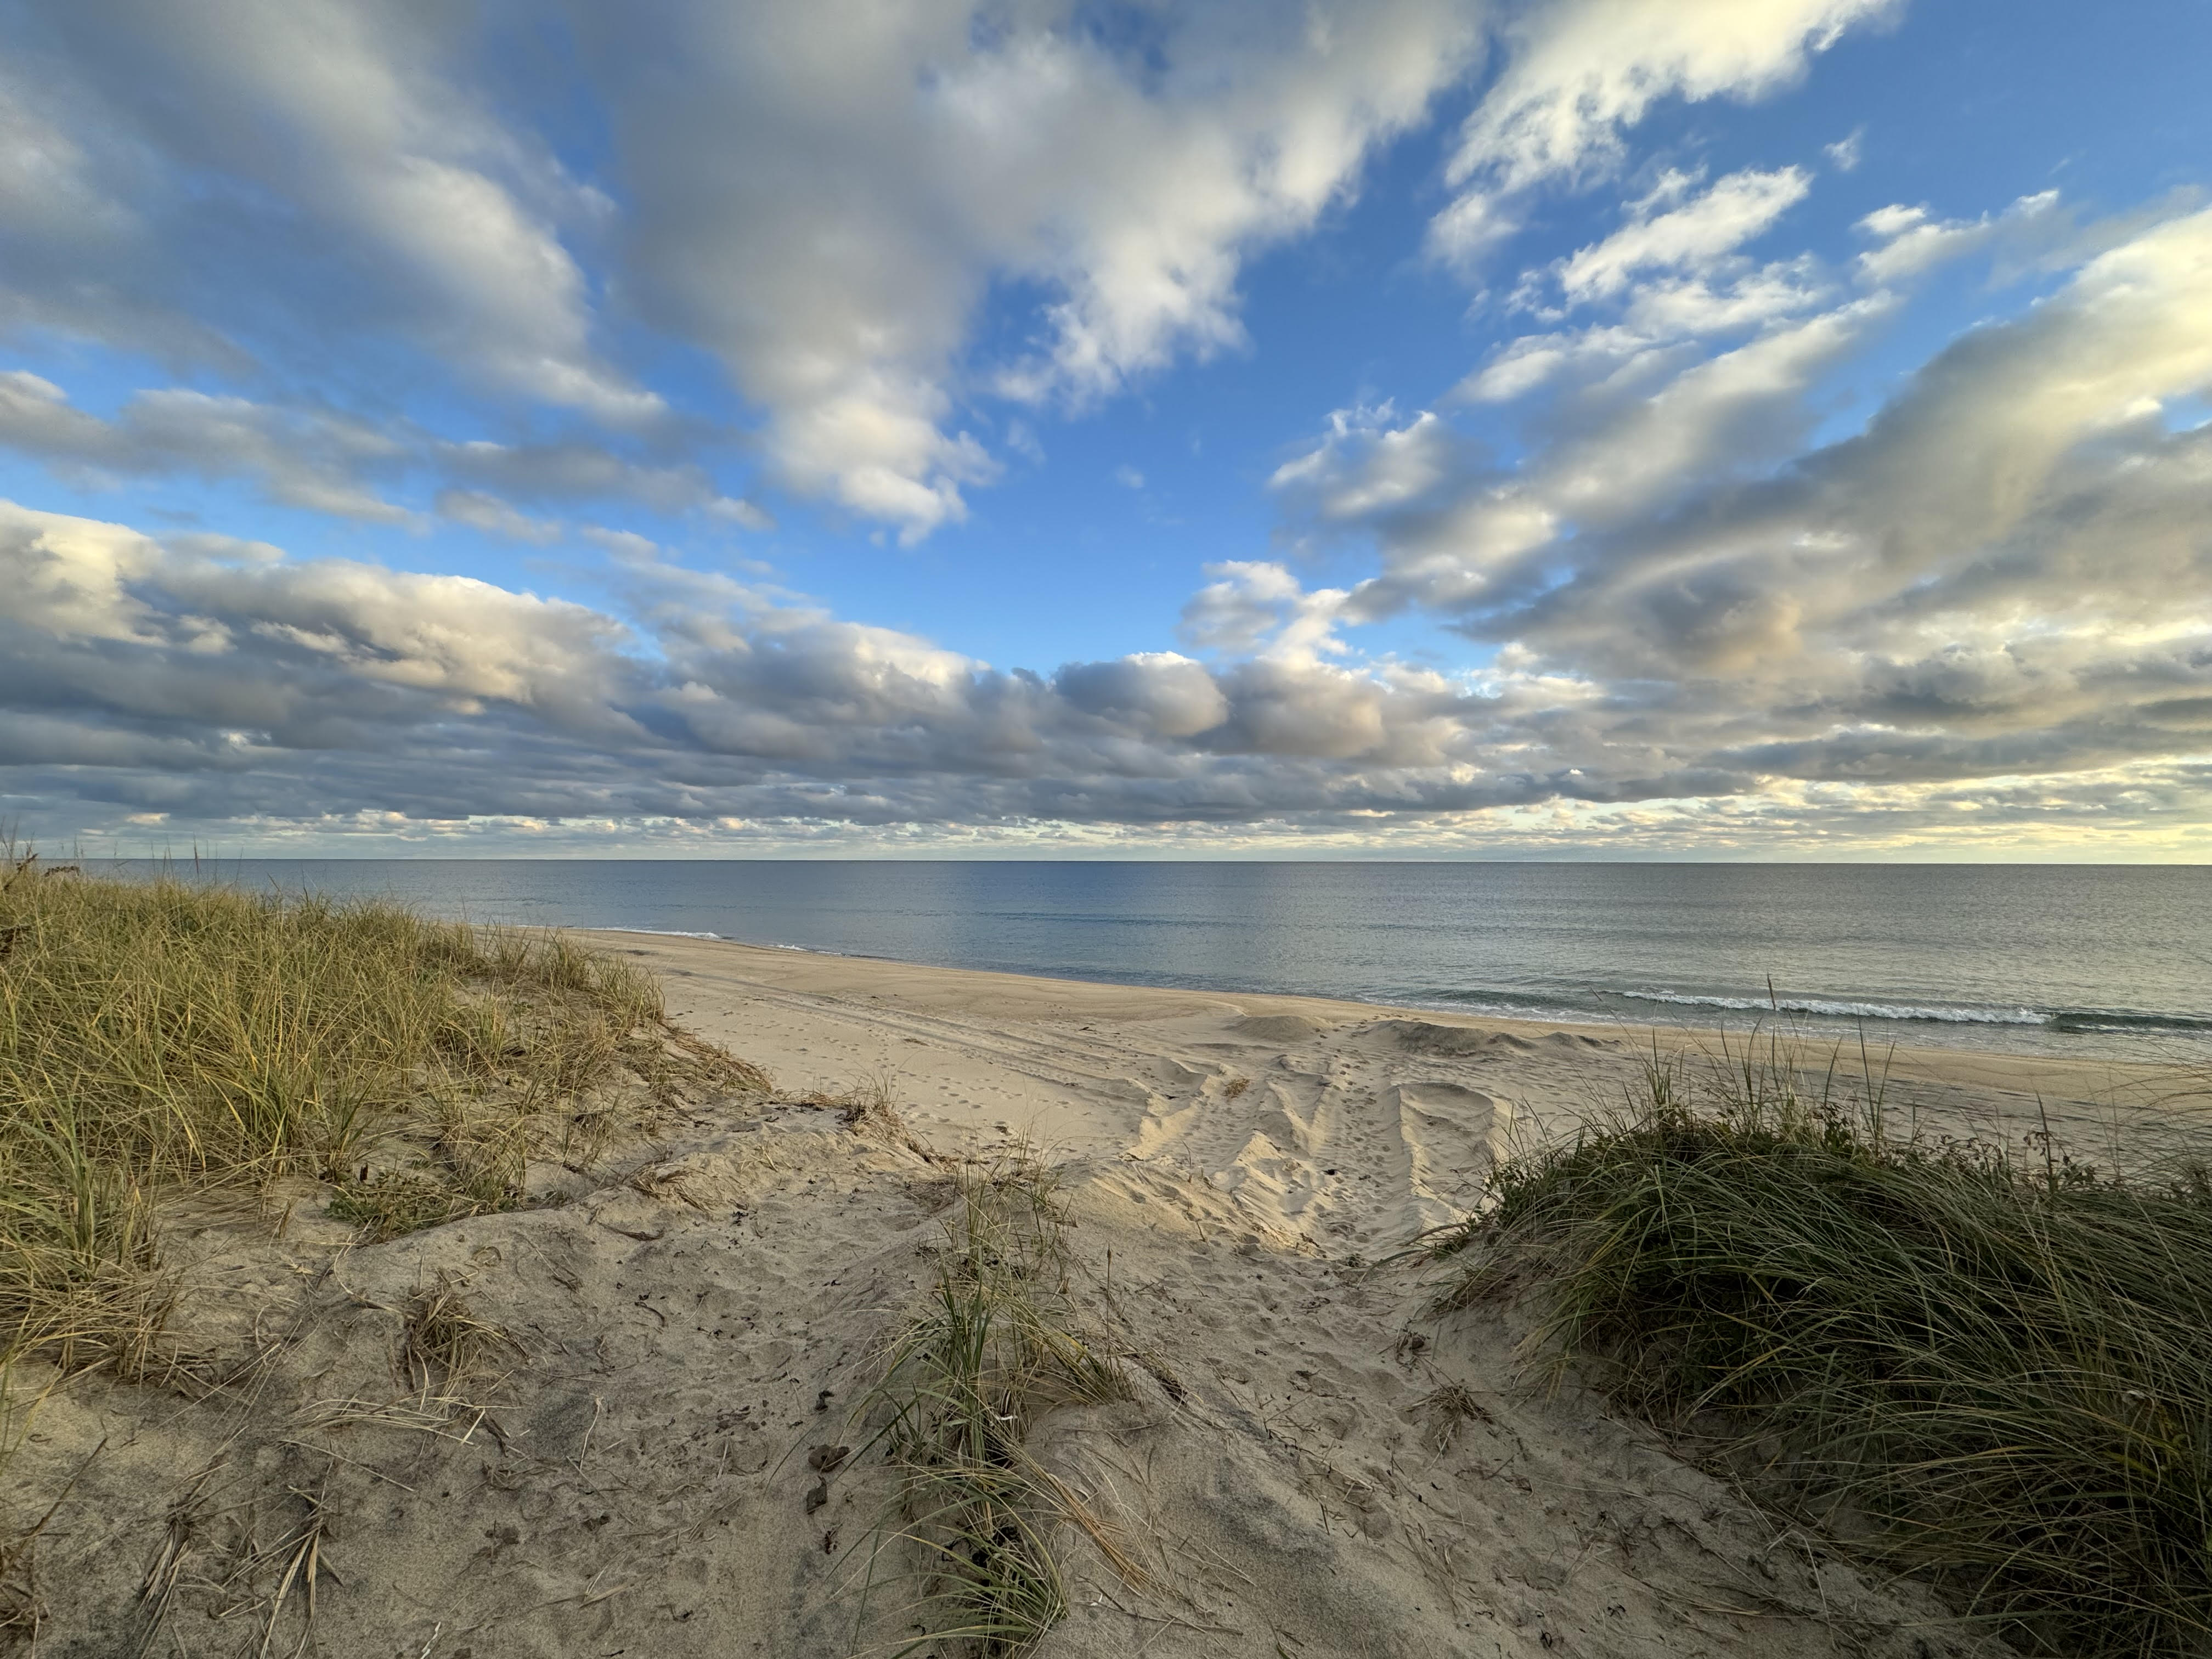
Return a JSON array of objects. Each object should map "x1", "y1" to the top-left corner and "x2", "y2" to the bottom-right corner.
[
  {"x1": 0, "y1": 848, "x2": 766, "y2": 1372},
  {"x1": 849, "y1": 1154, "x2": 1150, "y2": 1657},
  {"x1": 1433, "y1": 1039, "x2": 2212, "y2": 1657}
]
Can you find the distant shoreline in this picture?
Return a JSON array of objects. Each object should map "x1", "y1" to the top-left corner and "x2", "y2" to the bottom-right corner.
[
  {"x1": 93, "y1": 856, "x2": 2212, "y2": 1067},
  {"x1": 585, "y1": 925, "x2": 2212, "y2": 1081},
  {"x1": 599, "y1": 928, "x2": 2204, "y2": 1147}
]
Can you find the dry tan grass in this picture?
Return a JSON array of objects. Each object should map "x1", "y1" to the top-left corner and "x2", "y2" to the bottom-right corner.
[
  {"x1": 0, "y1": 848, "x2": 768, "y2": 1375},
  {"x1": 1414, "y1": 1381, "x2": 1491, "y2": 1453},
  {"x1": 847, "y1": 1153, "x2": 1150, "y2": 1656},
  {"x1": 401, "y1": 1270, "x2": 521, "y2": 1397},
  {"x1": 1434, "y1": 1041, "x2": 2212, "y2": 1657},
  {"x1": 253, "y1": 1475, "x2": 337, "y2": 1659}
]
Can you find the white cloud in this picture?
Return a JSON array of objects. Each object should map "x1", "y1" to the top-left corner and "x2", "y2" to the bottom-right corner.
[
  {"x1": 0, "y1": 498, "x2": 1510, "y2": 831},
  {"x1": 0, "y1": 371, "x2": 413, "y2": 522},
  {"x1": 708, "y1": 498, "x2": 776, "y2": 533},
  {"x1": 590, "y1": 0, "x2": 1485, "y2": 535},
  {"x1": 0, "y1": 59, "x2": 246, "y2": 365},
  {"x1": 1854, "y1": 189, "x2": 2059, "y2": 283},
  {"x1": 8, "y1": 2, "x2": 2212, "y2": 855},
  {"x1": 9, "y1": 337, "x2": 2212, "y2": 853},
  {"x1": 30, "y1": 0, "x2": 654, "y2": 424},
  {"x1": 1457, "y1": 325, "x2": 1656, "y2": 402},
  {"x1": 1618, "y1": 257, "x2": 1828, "y2": 336},
  {"x1": 1463, "y1": 166, "x2": 1830, "y2": 400},
  {"x1": 0, "y1": 499, "x2": 167, "y2": 644},
  {"x1": 1556, "y1": 166, "x2": 1812, "y2": 303},
  {"x1": 1271, "y1": 405, "x2": 1474, "y2": 521},
  {"x1": 434, "y1": 436, "x2": 746, "y2": 518},
  {"x1": 1272, "y1": 207, "x2": 2212, "y2": 804},
  {"x1": 0, "y1": 0, "x2": 1925, "y2": 546},
  {"x1": 1287, "y1": 296, "x2": 1884, "y2": 618},
  {"x1": 433, "y1": 489, "x2": 561, "y2": 544},
  {"x1": 1054, "y1": 653, "x2": 1228, "y2": 739},
  {"x1": 0, "y1": 68, "x2": 129, "y2": 244},
  {"x1": 1532, "y1": 299, "x2": 1882, "y2": 521},
  {"x1": 1433, "y1": 0, "x2": 1898, "y2": 267},
  {"x1": 0, "y1": 367, "x2": 757, "y2": 528},
  {"x1": 1180, "y1": 561, "x2": 1357, "y2": 666}
]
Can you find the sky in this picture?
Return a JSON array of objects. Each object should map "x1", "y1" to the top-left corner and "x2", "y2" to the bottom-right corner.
[{"x1": 3, "y1": 0, "x2": 2210, "y2": 861}]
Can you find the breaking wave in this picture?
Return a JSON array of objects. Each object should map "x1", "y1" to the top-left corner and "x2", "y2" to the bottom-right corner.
[
  {"x1": 1618, "y1": 990, "x2": 2045, "y2": 1025},
  {"x1": 1615, "y1": 990, "x2": 2212, "y2": 1035}
]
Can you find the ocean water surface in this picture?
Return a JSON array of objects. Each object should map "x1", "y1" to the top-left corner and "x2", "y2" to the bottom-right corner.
[{"x1": 125, "y1": 861, "x2": 2212, "y2": 1064}]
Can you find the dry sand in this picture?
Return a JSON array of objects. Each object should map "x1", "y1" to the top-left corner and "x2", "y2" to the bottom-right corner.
[{"x1": 9, "y1": 935, "x2": 2199, "y2": 1657}]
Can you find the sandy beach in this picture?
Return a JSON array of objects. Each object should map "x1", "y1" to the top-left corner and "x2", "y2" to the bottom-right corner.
[{"x1": 11, "y1": 935, "x2": 2199, "y2": 1657}]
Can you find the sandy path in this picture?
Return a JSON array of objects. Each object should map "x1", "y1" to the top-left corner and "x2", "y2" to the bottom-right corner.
[
  {"x1": 10, "y1": 935, "x2": 2199, "y2": 1657},
  {"x1": 624, "y1": 932, "x2": 2196, "y2": 1243}
]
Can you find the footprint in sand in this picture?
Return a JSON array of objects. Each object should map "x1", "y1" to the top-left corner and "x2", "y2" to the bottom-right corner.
[{"x1": 1391, "y1": 1080, "x2": 1514, "y2": 1232}]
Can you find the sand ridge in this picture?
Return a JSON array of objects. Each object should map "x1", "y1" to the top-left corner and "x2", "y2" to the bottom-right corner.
[{"x1": 12, "y1": 933, "x2": 2190, "y2": 1655}]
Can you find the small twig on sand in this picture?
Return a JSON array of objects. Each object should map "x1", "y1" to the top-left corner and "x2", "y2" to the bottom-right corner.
[{"x1": 575, "y1": 1395, "x2": 603, "y2": 1472}]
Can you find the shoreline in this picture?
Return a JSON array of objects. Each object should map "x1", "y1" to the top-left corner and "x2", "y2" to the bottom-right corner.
[
  {"x1": 579, "y1": 923, "x2": 2212, "y2": 1069},
  {"x1": 594, "y1": 929, "x2": 2200, "y2": 1159}
]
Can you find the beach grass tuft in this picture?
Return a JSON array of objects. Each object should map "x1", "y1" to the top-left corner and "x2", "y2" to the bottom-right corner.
[
  {"x1": 402, "y1": 1270, "x2": 522, "y2": 1397},
  {"x1": 848, "y1": 1153, "x2": 1148, "y2": 1656},
  {"x1": 1431, "y1": 1036, "x2": 2212, "y2": 1657},
  {"x1": 0, "y1": 847, "x2": 766, "y2": 1372}
]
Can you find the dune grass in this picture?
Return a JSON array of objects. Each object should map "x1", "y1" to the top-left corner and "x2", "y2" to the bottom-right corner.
[
  {"x1": 847, "y1": 1155, "x2": 1149, "y2": 1657},
  {"x1": 0, "y1": 847, "x2": 765, "y2": 1374},
  {"x1": 1432, "y1": 1037, "x2": 2212, "y2": 1657}
]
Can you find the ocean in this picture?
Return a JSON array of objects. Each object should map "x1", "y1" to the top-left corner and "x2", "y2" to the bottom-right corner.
[{"x1": 120, "y1": 860, "x2": 2212, "y2": 1064}]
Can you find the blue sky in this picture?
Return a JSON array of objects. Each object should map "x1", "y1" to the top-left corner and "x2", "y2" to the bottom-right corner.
[{"x1": 3, "y1": 0, "x2": 2210, "y2": 857}]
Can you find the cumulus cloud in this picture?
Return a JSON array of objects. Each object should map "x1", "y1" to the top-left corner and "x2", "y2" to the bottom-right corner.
[
  {"x1": 1054, "y1": 654, "x2": 1228, "y2": 740},
  {"x1": 432, "y1": 436, "x2": 747, "y2": 520},
  {"x1": 1269, "y1": 206, "x2": 2212, "y2": 808},
  {"x1": 0, "y1": 499, "x2": 1527, "y2": 837},
  {"x1": 432, "y1": 489, "x2": 561, "y2": 544},
  {"x1": 2, "y1": 1, "x2": 1502, "y2": 538},
  {"x1": 0, "y1": 65, "x2": 131, "y2": 248},
  {"x1": 0, "y1": 0, "x2": 1933, "y2": 550},
  {"x1": 20, "y1": 0, "x2": 654, "y2": 423},
  {"x1": 9, "y1": 262, "x2": 2212, "y2": 855},
  {"x1": 7, "y1": 2, "x2": 2211, "y2": 856},
  {"x1": 0, "y1": 0, "x2": 1912, "y2": 543},
  {"x1": 572, "y1": 0, "x2": 1487, "y2": 537},
  {"x1": 1292, "y1": 298, "x2": 1886, "y2": 610},
  {"x1": 0, "y1": 57, "x2": 260, "y2": 368}
]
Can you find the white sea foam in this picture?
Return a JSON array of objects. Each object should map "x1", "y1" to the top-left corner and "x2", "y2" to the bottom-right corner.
[{"x1": 1617, "y1": 990, "x2": 2047, "y2": 1025}]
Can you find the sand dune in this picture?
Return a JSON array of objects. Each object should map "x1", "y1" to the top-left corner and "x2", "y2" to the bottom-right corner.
[{"x1": 12, "y1": 935, "x2": 2192, "y2": 1656}]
